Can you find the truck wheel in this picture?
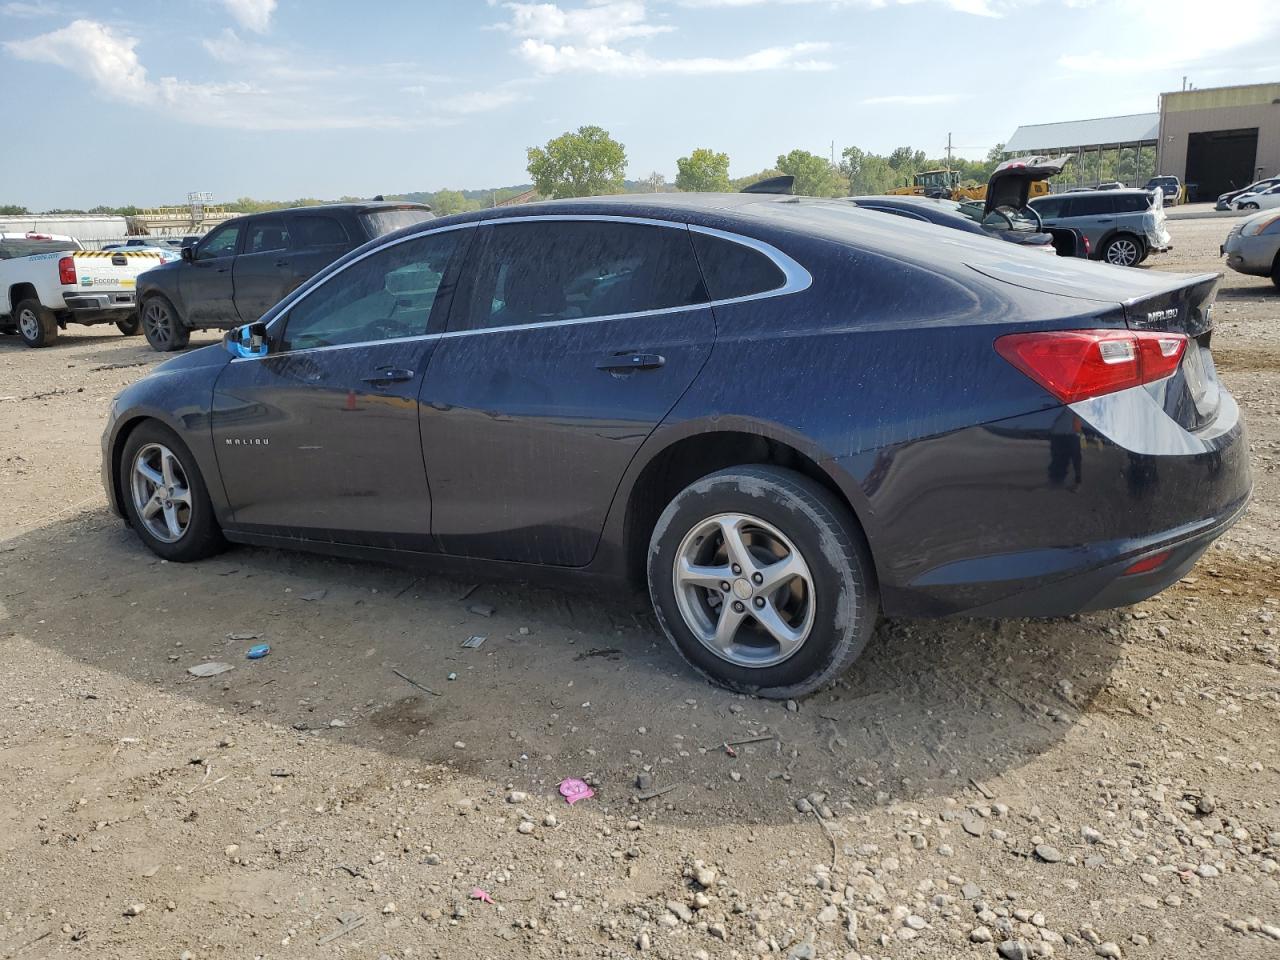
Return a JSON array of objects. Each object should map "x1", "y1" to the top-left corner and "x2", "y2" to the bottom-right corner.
[
  {"x1": 15, "y1": 298, "x2": 58, "y2": 348},
  {"x1": 647, "y1": 466, "x2": 879, "y2": 699},
  {"x1": 1271, "y1": 252, "x2": 1280, "y2": 290},
  {"x1": 1102, "y1": 234, "x2": 1143, "y2": 267},
  {"x1": 116, "y1": 314, "x2": 142, "y2": 336},
  {"x1": 141, "y1": 296, "x2": 190, "y2": 352},
  {"x1": 120, "y1": 421, "x2": 226, "y2": 562}
]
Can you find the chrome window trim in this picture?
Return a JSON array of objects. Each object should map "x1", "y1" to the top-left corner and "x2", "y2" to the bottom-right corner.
[{"x1": 232, "y1": 214, "x2": 811, "y2": 363}]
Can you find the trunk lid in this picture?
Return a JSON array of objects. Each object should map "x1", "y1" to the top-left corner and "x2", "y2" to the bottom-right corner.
[{"x1": 984, "y1": 155, "x2": 1072, "y2": 216}]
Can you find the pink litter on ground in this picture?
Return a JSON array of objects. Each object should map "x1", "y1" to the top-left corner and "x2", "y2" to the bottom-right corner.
[
  {"x1": 558, "y1": 778, "x2": 594, "y2": 805},
  {"x1": 470, "y1": 888, "x2": 494, "y2": 904}
]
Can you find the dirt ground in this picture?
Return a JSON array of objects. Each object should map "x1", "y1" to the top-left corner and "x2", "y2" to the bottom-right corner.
[{"x1": 1, "y1": 217, "x2": 1278, "y2": 960}]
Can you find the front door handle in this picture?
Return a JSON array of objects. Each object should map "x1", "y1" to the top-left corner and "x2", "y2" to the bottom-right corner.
[
  {"x1": 361, "y1": 368, "x2": 414, "y2": 386},
  {"x1": 275, "y1": 259, "x2": 290, "y2": 267},
  {"x1": 596, "y1": 352, "x2": 665, "y2": 372}
]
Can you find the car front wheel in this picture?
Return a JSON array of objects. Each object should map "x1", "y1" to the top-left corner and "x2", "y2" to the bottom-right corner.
[
  {"x1": 648, "y1": 466, "x2": 878, "y2": 699},
  {"x1": 1242, "y1": 202, "x2": 1260, "y2": 210},
  {"x1": 121, "y1": 422, "x2": 226, "y2": 562},
  {"x1": 141, "y1": 296, "x2": 191, "y2": 352},
  {"x1": 1102, "y1": 234, "x2": 1143, "y2": 267}
]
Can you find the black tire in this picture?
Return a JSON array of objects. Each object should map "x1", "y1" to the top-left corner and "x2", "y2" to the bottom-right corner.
[
  {"x1": 119, "y1": 421, "x2": 226, "y2": 562},
  {"x1": 14, "y1": 298, "x2": 58, "y2": 348},
  {"x1": 116, "y1": 314, "x2": 142, "y2": 336},
  {"x1": 140, "y1": 295, "x2": 190, "y2": 352},
  {"x1": 1242, "y1": 202, "x2": 1260, "y2": 211},
  {"x1": 1271, "y1": 252, "x2": 1280, "y2": 291},
  {"x1": 1101, "y1": 233, "x2": 1144, "y2": 267},
  {"x1": 647, "y1": 466, "x2": 879, "y2": 699}
]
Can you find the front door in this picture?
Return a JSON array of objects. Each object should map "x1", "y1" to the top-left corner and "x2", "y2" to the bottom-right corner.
[
  {"x1": 232, "y1": 215, "x2": 295, "y2": 323},
  {"x1": 211, "y1": 228, "x2": 466, "y2": 549},
  {"x1": 420, "y1": 217, "x2": 716, "y2": 566},
  {"x1": 183, "y1": 220, "x2": 243, "y2": 326}
]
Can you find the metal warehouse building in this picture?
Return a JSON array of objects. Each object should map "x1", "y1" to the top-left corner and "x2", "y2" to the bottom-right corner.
[
  {"x1": 1156, "y1": 82, "x2": 1280, "y2": 201},
  {"x1": 1005, "y1": 81, "x2": 1280, "y2": 202}
]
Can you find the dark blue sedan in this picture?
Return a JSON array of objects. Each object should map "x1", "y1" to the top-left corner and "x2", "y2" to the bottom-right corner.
[{"x1": 102, "y1": 194, "x2": 1250, "y2": 698}]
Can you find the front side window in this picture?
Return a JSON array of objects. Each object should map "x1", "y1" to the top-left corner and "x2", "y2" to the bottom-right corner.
[
  {"x1": 281, "y1": 231, "x2": 461, "y2": 351},
  {"x1": 459, "y1": 220, "x2": 707, "y2": 331},
  {"x1": 1030, "y1": 197, "x2": 1063, "y2": 219},
  {"x1": 197, "y1": 223, "x2": 242, "y2": 260},
  {"x1": 245, "y1": 217, "x2": 291, "y2": 254}
]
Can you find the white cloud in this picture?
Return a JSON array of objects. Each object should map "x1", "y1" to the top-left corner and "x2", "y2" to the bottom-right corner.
[
  {"x1": 861, "y1": 93, "x2": 963, "y2": 105},
  {"x1": 1, "y1": 1, "x2": 64, "y2": 17},
  {"x1": 495, "y1": 1, "x2": 834, "y2": 74},
  {"x1": 498, "y1": 1, "x2": 673, "y2": 44},
  {"x1": 3, "y1": 19, "x2": 411, "y2": 130},
  {"x1": 678, "y1": 0, "x2": 1012, "y2": 16},
  {"x1": 222, "y1": 0, "x2": 276, "y2": 33},
  {"x1": 519, "y1": 37, "x2": 832, "y2": 73}
]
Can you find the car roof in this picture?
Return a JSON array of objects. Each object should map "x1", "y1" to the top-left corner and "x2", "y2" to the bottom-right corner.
[
  {"x1": 221, "y1": 201, "x2": 429, "y2": 224},
  {"x1": 1031, "y1": 189, "x2": 1149, "y2": 200}
]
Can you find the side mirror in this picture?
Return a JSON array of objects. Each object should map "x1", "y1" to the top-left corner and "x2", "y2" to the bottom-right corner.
[
  {"x1": 224, "y1": 321, "x2": 270, "y2": 359},
  {"x1": 181, "y1": 246, "x2": 195, "y2": 262}
]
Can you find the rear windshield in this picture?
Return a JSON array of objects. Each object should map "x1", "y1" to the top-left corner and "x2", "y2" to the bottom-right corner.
[
  {"x1": 0, "y1": 239, "x2": 82, "y2": 259},
  {"x1": 360, "y1": 208, "x2": 434, "y2": 237}
]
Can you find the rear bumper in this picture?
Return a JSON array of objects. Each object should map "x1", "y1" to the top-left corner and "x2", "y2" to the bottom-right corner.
[
  {"x1": 842, "y1": 381, "x2": 1251, "y2": 620},
  {"x1": 62, "y1": 290, "x2": 136, "y2": 324}
]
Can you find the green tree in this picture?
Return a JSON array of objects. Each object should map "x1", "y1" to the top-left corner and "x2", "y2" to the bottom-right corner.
[
  {"x1": 526, "y1": 125, "x2": 627, "y2": 199},
  {"x1": 675, "y1": 148, "x2": 731, "y2": 193},
  {"x1": 430, "y1": 189, "x2": 468, "y2": 216},
  {"x1": 0, "y1": 204, "x2": 28, "y2": 215},
  {"x1": 776, "y1": 149, "x2": 843, "y2": 197}
]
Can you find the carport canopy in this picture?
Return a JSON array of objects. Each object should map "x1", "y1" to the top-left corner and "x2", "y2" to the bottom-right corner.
[{"x1": 1004, "y1": 113, "x2": 1159, "y2": 188}]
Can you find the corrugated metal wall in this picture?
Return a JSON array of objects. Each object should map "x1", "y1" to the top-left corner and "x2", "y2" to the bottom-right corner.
[{"x1": 1158, "y1": 84, "x2": 1280, "y2": 197}]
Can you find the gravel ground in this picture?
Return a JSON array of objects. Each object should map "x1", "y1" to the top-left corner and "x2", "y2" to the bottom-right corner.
[{"x1": 1, "y1": 217, "x2": 1278, "y2": 960}]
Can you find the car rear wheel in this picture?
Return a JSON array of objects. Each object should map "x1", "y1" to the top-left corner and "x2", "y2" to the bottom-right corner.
[
  {"x1": 1271, "y1": 252, "x2": 1280, "y2": 290},
  {"x1": 15, "y1": 298, "x2": 57, "y2": 348},
  {"x1": 116, "y1": 314, "x2": 141, "y2": 336},
  {"x1": 141, "y1": 296, "x2": 190, "y2": 352},
  {"x1": 647, "y1": 466, "x2": 878, "y2": 699},
  {"x1": 121, "y1": 421, "x2": 226, "y2": 562},
  {"x1": 1102, "y1": 234, "x2": 1143, "y2": 267}
]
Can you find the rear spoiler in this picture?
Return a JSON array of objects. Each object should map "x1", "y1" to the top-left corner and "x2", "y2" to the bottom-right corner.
[{"x1": 741, "y1": 175, "x2": 795, "y2": 195}]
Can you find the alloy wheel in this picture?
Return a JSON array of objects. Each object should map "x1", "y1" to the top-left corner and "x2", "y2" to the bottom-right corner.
[
  {"x1": 142, "y1": 300, "x2": 174, "y2": 346},
  {"x1": 129, "y1": 442, "x2": 193, "y2": 543},
  {"x1": 672, "y1": 512, "x2": 816, "y2": 668},
  {"x1": 1106, "y1": 238, "x2": 1139, "y2": 266}
]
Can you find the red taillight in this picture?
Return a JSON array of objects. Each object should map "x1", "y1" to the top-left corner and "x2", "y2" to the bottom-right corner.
[
  {"x1": 1124, "y1": 550, "x2": 1171, "y2": 576},
  {"x1": 58, "y1": 256, "x2": 77, "y2": 285},
  {"x1": 1082, "y1": 235, "x2": 1091, "y2": 256},
  {"x1": 995, "y1": 329, "x2": 1186, "y2": 404}
]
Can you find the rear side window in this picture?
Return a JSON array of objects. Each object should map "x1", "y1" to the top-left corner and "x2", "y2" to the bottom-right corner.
[
  {"x1": 1065, "y1": 195, "x2": 1116, "y2": 217},
  {"x1": 293, "y1": 215, "x2": 349, "y2": 247},
  {"x1": 459, "y1": 220, "x2": 707, "y2": 331},
  {"x1": 245, "y1": 217, "x2": 291, "y2": 254},
  {"x1": 1031, "y1": 197, "x2": 1064, "y2": 219},
  {"x1": 361, "y1": 208, "x2": 434, "y2": 238},
  {"x1": 1115, "y1": 194, "x2": 1152, "y2": 213},
  {"x1": 690, "y1": 231, "x2": 786, "y2": 301}
]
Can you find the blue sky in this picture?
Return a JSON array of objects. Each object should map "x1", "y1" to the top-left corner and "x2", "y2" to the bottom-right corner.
[{"x1": 4, "y1": 0, "x2": 1279, "y2": 209}]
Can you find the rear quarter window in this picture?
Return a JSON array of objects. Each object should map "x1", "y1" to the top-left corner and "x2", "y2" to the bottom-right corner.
[
  {"x1": 1115, "y1": 194, "x2": 1152, "y2": 213},
  {"x1": 691, "y1": 231, "x2": 786, "y2": 301},
  {"x1": 361, "y1": 208, "x2": 434, "y2": 238}
]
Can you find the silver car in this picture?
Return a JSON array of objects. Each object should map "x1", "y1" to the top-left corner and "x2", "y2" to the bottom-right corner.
[
  {"x1": 1029, "y1": 189, "x2": 1172, "y2": 267},
  {"x1": 1222, "y1": 209, "x2": 1280, "y2": 288}
]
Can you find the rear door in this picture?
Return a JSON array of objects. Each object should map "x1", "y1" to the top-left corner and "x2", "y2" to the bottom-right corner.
[
  {"x1": 1059, "y1": 194, "x2": 1117, "y2": 250},
  {"x1": 231, "y1": 216, "x2": 294, "y2": 323},
  {"x1": 286, "y1": 211, "x2": 358, "y2": 288},
  {"x1": 419, "y1": 217, "x2": 716, "y2": 566},
  {"x1": 183, "y1": 220, "x2": 243, "y2": 325}
]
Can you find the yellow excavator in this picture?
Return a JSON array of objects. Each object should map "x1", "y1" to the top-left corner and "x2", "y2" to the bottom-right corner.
[{"x1": 887, "y1": 157, "x2": 1063, "y2": 202}]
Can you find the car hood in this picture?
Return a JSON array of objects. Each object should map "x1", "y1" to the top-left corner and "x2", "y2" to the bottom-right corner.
[
  {"x1": 151, "y1": 342, "x2": 232, "y2": 376},
  {"x1": 984, "y1": 155, "x2": 1072, "y2": 215}
]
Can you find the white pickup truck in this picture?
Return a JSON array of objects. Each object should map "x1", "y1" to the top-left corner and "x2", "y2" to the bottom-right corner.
[{"x1": 0, "y1": 233, "x2": 168, "y2": 348}]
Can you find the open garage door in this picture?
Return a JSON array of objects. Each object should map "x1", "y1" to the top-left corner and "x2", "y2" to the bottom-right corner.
[{"x1": 1185, "y1": 128, "x2": 1258, "y2": 201}]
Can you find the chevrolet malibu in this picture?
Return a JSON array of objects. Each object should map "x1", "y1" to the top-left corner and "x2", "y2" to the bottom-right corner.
[{"x1": 102, "y1": 194, "x2": 1250, "y2": 698}]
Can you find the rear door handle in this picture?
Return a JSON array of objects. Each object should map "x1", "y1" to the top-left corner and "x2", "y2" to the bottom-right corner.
[
  {"x1": 361, "y1": 368, "x2": 414, "y2": 386},
  {"x1": 596, "y1": 353, "x2": 665, "y2": 372}
]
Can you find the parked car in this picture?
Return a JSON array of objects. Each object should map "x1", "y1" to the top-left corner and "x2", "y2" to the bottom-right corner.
[
  {"x1": 104, "y1": 238, "x2": 161, "y2": 251},
  {"x1": 1221, "y1": 209, "x2": 1280, "y2": 288},
  {"x1": 1144, "y1": 175, "x2": 1182, "y2": 205},
  {"x1": 102, "y1": 194, "x2": 1249, "y2": 698},
  {"x1": 1230, "y1": 183, "x2": 1280, "y2": 211},
  {"x1": 1215, "y1": 177, "x2": 1280, "y2": 211},
  {"x1": 1, "y1": 233, "x2": 165, "y2": 347},
  {"x1": 1029, "y1": 189, "x2": 1172, "y2": 267},
  {"x1": 852, "y1": 156, "x2": 1088, "y2": 258},
  {"x1": 1095, "y1": 181, "x2": 1126, "y2": 191},
  {"x1": 135, "y1": 201, "x2": 433, "y2": 351}
]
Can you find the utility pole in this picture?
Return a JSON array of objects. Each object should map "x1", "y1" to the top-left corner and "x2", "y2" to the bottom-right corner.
[
  {"x1": 1181, "y1": 75, "x2": 1187, "y2": 91},
  {"x1": 946, "y1": 132, "x2": 953, "y2": 174},
  {"x1": 830, "y1": 140, "x2": 835, "y2": 167}
]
